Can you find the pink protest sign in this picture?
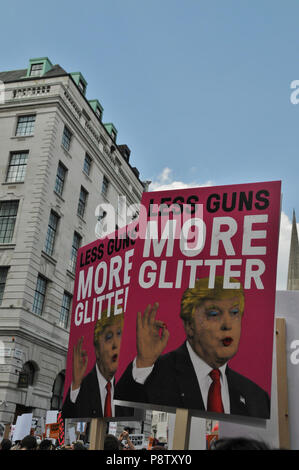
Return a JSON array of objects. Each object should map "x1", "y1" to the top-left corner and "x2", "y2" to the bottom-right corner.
[
  {"x1": 115, "y1": 181, "x2": 281, "y2": 420},
  {"x1": 62, "y1": 225, "x2": 137, "y2": 419}
]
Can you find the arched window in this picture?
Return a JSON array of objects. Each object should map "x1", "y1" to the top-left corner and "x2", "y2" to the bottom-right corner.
[
  {"x1": 51, "y1": 371, "x2": 65, "y2": 410},
  {"x1": 18, "y1": 361, "x2": 36, "y2": 388}
]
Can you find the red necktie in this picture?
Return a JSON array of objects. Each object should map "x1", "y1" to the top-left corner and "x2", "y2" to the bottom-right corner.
[
  {"x1": 104, "y1": 381, "x2": 112, "y2": 417},
  {"x1": 207, "y1": 369, "x2": 224, "y2": 413}
]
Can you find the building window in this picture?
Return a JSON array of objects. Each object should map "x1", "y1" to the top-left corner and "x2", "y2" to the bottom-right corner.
[
  {"x1": 117, "y1": 195, "x2": 126, "y2": 220},
  {"x1": 15, "y1": 115, "x2": 36, "y2": 136},
  {"x1": 77, "y1": 186, "x2": 88, "y2": 218},
  {"x1": 111, "y1": 129, "x2": 117, "y2": 142},
  {"x1": 95, "y1": 107, "x2": 102, "y2": 121},
  {"x1": 0, "y1": 267, "x2": 9, "y2": 305},
  {"x1": 69, "y1": 232, "x2": 81, "y2": 273},
  {"x1": 0, "y1": 201, "x2": 19, "y2": 243},
  {"x1": 51, "y1": 372, "x2": 65, "y2": 410},
  {"x1": 62, "y1": 126, "x2": 72, "y2": 151},
  {"x1": 44, "y1": 211, "x2": 59, "y2": 256},
  {"x1": 32, "y1": 275, "x2": 47, "y2": 316},
  {"x1": 6, "y1": 151, "x2": 29, "y2": 183},
  {"x1": 83, "y1": 154, "x2": 92, "y2": 176},
  {"x1": 59, "y1": 292, "x2": 72, "y2": 328},
  {"x1": 30, "y1": 63, "x2": 43, "y2": 77},
  {"x1": 158, "y1": 412, "x2": 167, "y2": 422},
  {"x1": 78, "y1": 79, "x2": 86, "y2": 94},
  {"x1": 18, "y1": 361, "x2": 36, "y2": 388},
  {"x1": 54, "y1": 162, "x2": 67, "y2": 196},
  {"x1": 101, "y1": 176, "x2": 109, "y2": 197}
]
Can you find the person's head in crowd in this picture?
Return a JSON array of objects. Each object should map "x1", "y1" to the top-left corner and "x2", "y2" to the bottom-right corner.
[
  {"x1": 20, "y1": 434, "x2": 38, "y2": 450},
  {"x1": 72, "y1": 441, "x2": 87, "y2": 450},
  {"x1": 212, "y1": 437, "x2": 271, "y2": 450},
  {"x1": 93, "y1": 307, "x2": 124, "y2": 381},
  {"x1": 180, "y1": 276, "x2": 244, "y2": 369},
  {"x1": 38, "y1": 439, "x2": 53, "y2": 450},
  {"x1": 104, "y1": 434, "x2": 120, "y2": 450},
  {"x1": 0, "y1": 438, "x2": 12, "y2": 450},
  {"x1": 10, "y1": 440, "x2": 21, "y2": 450}
]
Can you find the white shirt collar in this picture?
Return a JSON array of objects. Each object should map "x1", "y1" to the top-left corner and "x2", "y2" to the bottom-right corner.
[
  {"x1": 186, "y1": 340, "x2": 227, "y2": 381},
  {"x1": 95, "y1": 363, "x2": 114, "y2": 389}
]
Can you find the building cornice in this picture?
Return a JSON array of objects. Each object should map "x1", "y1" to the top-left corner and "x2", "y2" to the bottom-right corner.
[
  {"x1": 1, "y1": 86, "x2": 144, "y2": 205},
  {"x1": 1, "y1": 72, "x2": 146, "y2": 190},
  {"x1": 0, "y1": 327, "x2": 68, "y2": 357}
]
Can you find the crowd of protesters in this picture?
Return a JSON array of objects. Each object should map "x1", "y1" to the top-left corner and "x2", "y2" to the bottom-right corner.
[
  {"x1": 0, "y1": 433, "x2": 273, "y2": 451},
  {"x1": 0, "y1": 429, "x2": 169, "y2": 451},
  {"x1": 0, "y1": 434, "x2": 88, "y2": 450}
]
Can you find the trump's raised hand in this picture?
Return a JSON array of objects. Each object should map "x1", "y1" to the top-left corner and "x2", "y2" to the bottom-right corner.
[
  {"x1": 72, "y1": 336, "x2": 88, "y2": 390},
  {"x1": 136, "y1": 303, "x2": 169, "y2": 368}
]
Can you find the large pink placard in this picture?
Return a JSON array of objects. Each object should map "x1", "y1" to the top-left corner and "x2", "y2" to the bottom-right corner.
[
  {"x1": 62, "y1": 224, "x2": 137, "y2": 415},
  {"x1": 115, "y1": 181, "x2": 281, "y2": 419}
]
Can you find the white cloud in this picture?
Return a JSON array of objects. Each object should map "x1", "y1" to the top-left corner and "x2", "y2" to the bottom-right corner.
[
  {"x1": 159, "y1": 167, "x2": 172, "y2": 184},
  {"x1": 149, "y1": 169, "x2": 294, "y2": 291},
  {"x1": 149, "y1": 168, "x2": 213, "y2": 191}
]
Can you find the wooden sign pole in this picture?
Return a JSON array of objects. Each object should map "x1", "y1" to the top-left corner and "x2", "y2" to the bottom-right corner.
[
  {"x1": 89, "y1": 418, "x2": 106, "y2": 450},
  {"x1": 172, "y1": 408, "x2": 191, "y2": 450},
  {"x1": 4, "y1": 423, "x2": 11, "y2": 440},
  {"x1": 276, "y1": 317, "x2": 290, "y2": 449}
]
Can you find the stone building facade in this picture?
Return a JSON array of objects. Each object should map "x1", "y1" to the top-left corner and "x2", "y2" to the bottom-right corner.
[{"x1": 0, "y1": 57, "x2": 146, "y2": 433}]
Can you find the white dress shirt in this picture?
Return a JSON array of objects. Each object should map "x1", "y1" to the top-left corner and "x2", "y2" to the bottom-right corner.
[
  {"x1": 70, "y1": 363, "x2": 115, "y2": 416},
  {"x1": 186, "y1": 341, "x2": 230, "y2": 413},
  {"x1": 132, "y1": 341, "x2": 231, "y2": 413}
]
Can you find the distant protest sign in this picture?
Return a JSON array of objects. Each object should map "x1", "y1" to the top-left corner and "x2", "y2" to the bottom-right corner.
[
  {"x1": 46, "y1": 410, "x2": 58, "y2": 424},
  {"x1": 275, "y1": 290, "x2": 299, "y2": 449},
  {"x1": 115, "y1": 181, "x2": 281, "y2": 420},
  {"x1": 62, "y1": 224, "x2": 138, "y2": 419},
  {"x1": 45, "y1": 422, "x2": 59, "y2": 440},
  {"x1": 12, "y1": 413, "x2": 33, "y2": 442},
  {"x1": 219, "y1": 291, "x2": 299, "y2": 449}
]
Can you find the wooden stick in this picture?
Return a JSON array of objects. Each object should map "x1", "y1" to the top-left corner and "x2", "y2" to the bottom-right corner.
[
  {"x1": 89, "y1": 418, "x2": 106, "y2": 450},
  {"x1": 4, "y1": 423, "x2": 11, "y2": 440},
  {"x1": 276, "y1": 318, "x2": 290, "y2": 449},
  {"x1": 172, "y1": 408, "x2": 191, "y2": 450}
]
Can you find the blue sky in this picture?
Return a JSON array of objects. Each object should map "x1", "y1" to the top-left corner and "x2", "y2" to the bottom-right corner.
[{"x1": 1, "y1": 0, "x2": 298, "y2": 288}]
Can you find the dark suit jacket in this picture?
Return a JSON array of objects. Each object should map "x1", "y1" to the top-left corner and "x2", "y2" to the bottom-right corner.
[
  {"x1": 61, "y1": 366, "x2": 134, "y2": 419},
  {"x1": 114, "y1": 342, "x2": 270, "y2": 419}
]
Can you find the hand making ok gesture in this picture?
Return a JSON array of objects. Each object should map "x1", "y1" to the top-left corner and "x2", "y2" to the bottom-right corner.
[
  {"x1": 71, "y1": 336, "x2": 88, "y2": 391},
  {"x1": 136, "y1": 303, "x2": 170, "y2": 368}
]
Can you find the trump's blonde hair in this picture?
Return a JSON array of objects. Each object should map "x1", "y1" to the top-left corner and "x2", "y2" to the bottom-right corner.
[
  {"x1": 180, "y1": 276, "x2": 245, "y2": 324},
  {"x1": 93, "y1": 306, "x2": 124, "y2": 348}
]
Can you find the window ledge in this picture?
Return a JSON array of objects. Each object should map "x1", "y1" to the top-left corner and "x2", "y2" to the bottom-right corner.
[
  {"x1": 82, "y1": 170, "x2": 92, "y2": 182},
  {"x1": 101, "y1": 193, "x2": 110, "y2": 203},
  {"x1": 0, "y1": 243, "x2": 16, "y2": 250},
  {"x1": 2, "y1": 181, "x2": 24, "y2": 186},
  {"x1": 77, "y1": 214, "x2": 86, "y2": 224},
  {"x1": 41, "y1": 250, "x2": 57, "y2": 265},
  {"x1": 11, "y1": 135, "x2": 34, "y2": 140},
  {"x1": 54, "y1": 321, "x2": 69, "y2": 331},
  {"x1": 53, "y1": 191, "x2": 65, "y2": 203},
  {"x1": 66, "y1": 269, "x2": 75, "y2": 280},
  {"x1": 61, "y1": 145, "x2": 72, "y2": 158}
]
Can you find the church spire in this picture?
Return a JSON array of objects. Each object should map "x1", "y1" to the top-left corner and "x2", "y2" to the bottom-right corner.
[{"x1": 287, "y1": 210, "x2": 299, "y2": 290}]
